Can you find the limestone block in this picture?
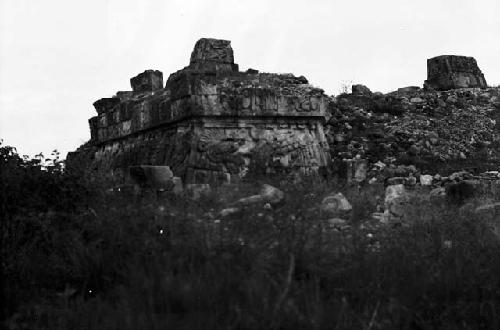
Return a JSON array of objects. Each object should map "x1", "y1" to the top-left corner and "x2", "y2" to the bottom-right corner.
[
  {"x1": 130, "y1": 70, "x2": 163, "y2": 93},
  {"x1": 321, "y1": 192, "x2": 352, "y2": 217},
  {"x1": 93, "y1": 97, "x2": 120, "y2": 115},
  {"x1": 425, "y1": 55, "x2": 487, "y2": 90},
  {"x1": 190, "y1": 38, "x2": 235, "y2": 66}
]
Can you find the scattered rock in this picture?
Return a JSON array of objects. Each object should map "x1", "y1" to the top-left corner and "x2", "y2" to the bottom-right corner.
[
  {"x1": 420, "y1": 174, "x2": 433, "y2": 186},
  {"x1": 219, "y1": 207, "x2": 241, "y2": 218},
  {"x1": 386, "y1": 177, "x2": 406, "y2": 185},
  {"x1": 236, "y1": 194, "x2": 265, "y2": 206},
  {"x1": 384, "y1": 184, "x2": 408, "y2": 219},
  {"x1": 260, "y1": 184, "x2": 284, "y2": 204},
  {"x1": 410, "y1": 97, "x2": 425, "y2": 104},
  {"x1": 234, "y1": 184, "x2": 284, "y2": 206},
  {"x1": 430, "y1": 187, "x2": 446, "y2": 201},
  {"x1": 186, "y1": 183, "x2": 212, "y2": 200},
  {"x1": 327, "y1": 218, "x2": 348, "y2": 229},
  {"x1": 321, "y1": 192, "x2": 352, "y2": 217}
]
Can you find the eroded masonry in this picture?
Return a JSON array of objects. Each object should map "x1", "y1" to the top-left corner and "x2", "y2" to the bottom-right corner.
[
  {"x1": 71, "y1": 38, "x2": 331, "y2": 184},
  {"x1": 424, "y1": 55, "x2": 487, "y2": 90}
]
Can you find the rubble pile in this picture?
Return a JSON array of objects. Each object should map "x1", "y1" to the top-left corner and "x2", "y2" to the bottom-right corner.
[{"x1": 326, "y1": 85, "x2": 500, "y2": 181}]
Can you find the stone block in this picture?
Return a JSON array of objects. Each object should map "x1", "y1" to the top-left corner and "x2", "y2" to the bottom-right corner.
[
  {"x1": 351, "y1": 84, "x2": 372, "y2": 96},
  {"x1": 190, "y1": 38, "x2": 235, "y2": 66},
  {"x1": 93, "y1": 97, "x2": 120, "y2": 115},
  {"x1": 425, "y1": 55, "x2": 487, "y2": 90},
  {"x1": 130, "y1": 70, "x2": 163, "y2": 92}
]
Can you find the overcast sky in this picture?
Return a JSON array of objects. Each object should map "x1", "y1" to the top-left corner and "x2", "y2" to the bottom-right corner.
[{"x1": 1, "y1": 0, "x2": 499, "y2": 158}]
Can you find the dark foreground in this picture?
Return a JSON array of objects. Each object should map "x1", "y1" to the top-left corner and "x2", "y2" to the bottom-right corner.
[{"x1": 2, "y1": 143, "x2": 500, "y2": 330}]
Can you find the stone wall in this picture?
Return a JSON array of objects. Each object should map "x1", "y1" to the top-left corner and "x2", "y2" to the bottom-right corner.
[
  {"x1": 87, "y1": 117, "x2": 328, "y2": 184},
  {"x1": 425, "y1": 55, "x2": 487, "y2": 91},
  {"x1": 70, "y1": 38, "x2": 331, "y2": 184}
]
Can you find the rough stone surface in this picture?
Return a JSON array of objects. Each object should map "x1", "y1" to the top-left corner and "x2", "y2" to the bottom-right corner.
[
  {"x1": 130, "y1": 70, "x2": 164, "y2": 92},
  {"x1": 235, "y1": 184, "x2": 284, "y2": 206},
  {"x1": 351, "y1": 84, "x2": 372, "y2": 96},
  {"x1": 321, "y1": 192, "x2": 352, "y2": 217},
  {"x1": 129, "y1": 165, "x2": 174, "y2": 189},
  {"x1": 384, "y1": 184, "x2": 407, "y2": 215},
  {"x1": 424, "y1": 55, "x2": 487, "y2": 91},
  {"x1": 419, "y1": 174, "x2": 433, "y2": 186},
  {"x1": 68, "y1": 38, "x2": 331, "y2": 184},
  {"x1": 259, "y1": 184, "x2": 284, "y2": 204}
]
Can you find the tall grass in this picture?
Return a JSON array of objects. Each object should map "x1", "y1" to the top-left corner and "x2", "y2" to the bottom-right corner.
[{"x1": 2, "y1": 142, "x2": 500, "y2": 329}]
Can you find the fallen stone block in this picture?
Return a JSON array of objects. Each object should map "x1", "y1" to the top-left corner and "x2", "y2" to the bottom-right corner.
[{"x1": 321, "y1": 192, "x2": 352, "y2": 217}]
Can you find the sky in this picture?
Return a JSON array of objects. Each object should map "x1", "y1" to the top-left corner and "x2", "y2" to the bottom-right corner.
[{"x1": 1, "y1": 0, "x2": 499, "y2": 158}]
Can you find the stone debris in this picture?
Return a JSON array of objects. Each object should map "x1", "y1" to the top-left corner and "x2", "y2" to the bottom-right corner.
[
  {"x1": 373, "y1": 184, "x2": 409, "y2": 225},
  {"x1": 327, "y1": 218, "x2": 349, "y2": 230},
  {"x1": 327, "y1": 83, "x2": 500, "y2": 185},
  {"x1": 235, "y1": 184, "x2": 284, "y2": 206},
  {"x1": 259, "y1": 184, "x2": 285, "y2": 205},
  {"x1": 218, "y1": 207, "x2": 241, "y2": 218},
  {"x1": 419, "y1": 174, "x2": 433, "y2": 186},
  {"x1": 320, "y1": 192, "x2": 352, "y2": 217}
]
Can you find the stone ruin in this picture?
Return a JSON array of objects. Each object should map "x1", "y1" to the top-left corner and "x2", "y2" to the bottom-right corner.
[
  {"x1": 424, "y1": 55, "x2": 487, "y2": 91},
  {"x1": 69, "y1": 38, "x2": 493, "y2": 187},
  {"x1": 69, "y1": 38, "x2": 331, "y2": 184}
]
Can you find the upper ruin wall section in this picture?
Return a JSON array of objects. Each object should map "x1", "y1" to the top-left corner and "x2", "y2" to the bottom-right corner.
[{"x1": 88, "y1": 38, "x2": 328, "y2": 144}]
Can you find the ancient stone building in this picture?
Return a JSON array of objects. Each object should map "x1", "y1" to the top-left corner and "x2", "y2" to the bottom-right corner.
[
  {"x1": 424, "y1": 55, "x2": 487, "y2": 91},
  {"x1": 69, "y1": 38, "x2": 331, "y2": 184}
]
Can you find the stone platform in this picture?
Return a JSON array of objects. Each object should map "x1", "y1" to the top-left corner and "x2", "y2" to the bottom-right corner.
[{"x1": 69, "y1": 38, "x2": 331, "y2": 184}]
